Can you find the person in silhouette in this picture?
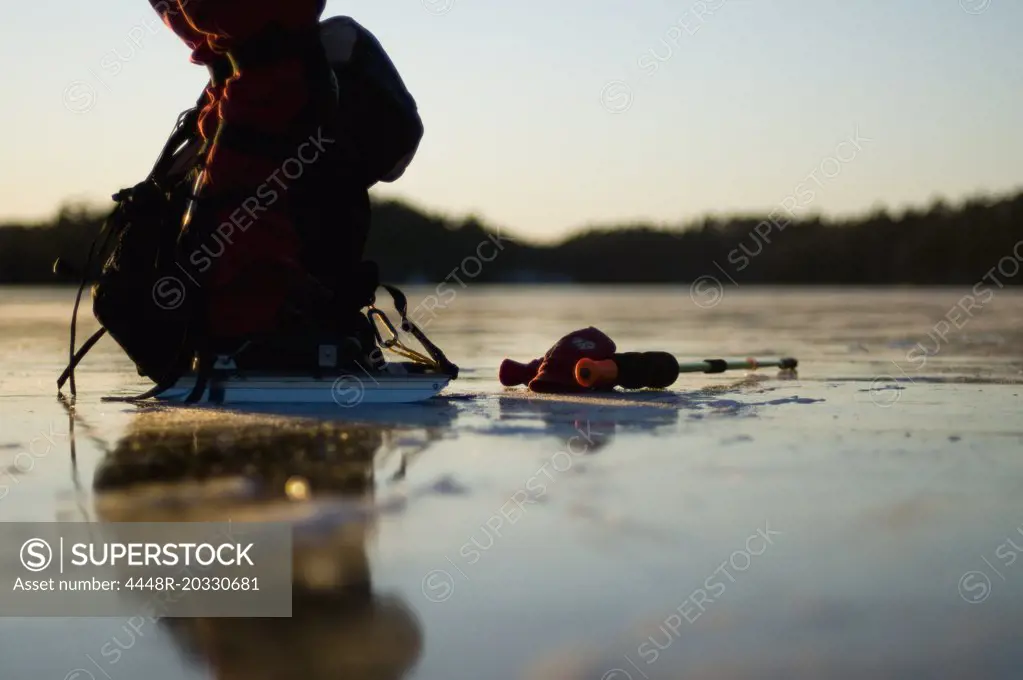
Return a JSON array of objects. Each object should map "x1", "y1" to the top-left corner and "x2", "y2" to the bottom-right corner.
[
  {"x1": 70, "y1": 4, "x2": 433, "y2": 394},
  {"x1": 149, "y1": 1, "x2": 342, "y2": 335},
  {"x1": 142, "y1": 1, "x2": 394, "y2": 373}
]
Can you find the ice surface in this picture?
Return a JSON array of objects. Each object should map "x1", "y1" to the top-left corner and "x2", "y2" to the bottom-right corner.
[{"x1": 0, "y1": 286, "x2": 1021, "y2": 679}]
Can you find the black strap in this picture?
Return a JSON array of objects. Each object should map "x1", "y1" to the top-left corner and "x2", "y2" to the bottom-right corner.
[
  {"x1": 59, "y1": 199, "x2": 123, "y2": 398},
  {"x1": 208, "y1": 370, "x2": 227, "y2": 404},
  {"x1": 57, "y1": 328, "x2": 107, "y2": 393},
  {"x1": 100, "y1": 376, "x2": 180, "y2": 403},
  {"x1": 98, "y1": 347, "x2": 202, "y2": 404},
  {"x1": 58, "y1": 105, "x2": 202, "y2": 400},
  {"x1": 380, "y1": 284, "x2": 459, "y2": 378},
  {"x1": 152, "y1": 108, "x2": 202, "y2": 187},
  {"x1": 185, "y1": 352, "x2": 214, "y2": 403}
]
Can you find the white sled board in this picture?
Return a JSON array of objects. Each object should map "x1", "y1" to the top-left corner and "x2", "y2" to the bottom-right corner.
[{"x1": 156, "y1": 370, "x2": 451, "y2": 405}]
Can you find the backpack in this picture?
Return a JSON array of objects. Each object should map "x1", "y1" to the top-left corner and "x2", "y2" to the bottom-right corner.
[{"x1": 57, "y1": 17, "x2": 429, "y2": 397}]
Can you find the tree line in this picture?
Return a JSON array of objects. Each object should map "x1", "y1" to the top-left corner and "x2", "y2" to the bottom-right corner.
[{"x1": 2, "y1": 190, "x2": 1022, "y2": 286}]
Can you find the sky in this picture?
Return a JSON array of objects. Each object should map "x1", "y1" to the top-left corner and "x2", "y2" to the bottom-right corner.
[{"x1": 1, "y1": 0, "x2": 1021, "y2": 242}]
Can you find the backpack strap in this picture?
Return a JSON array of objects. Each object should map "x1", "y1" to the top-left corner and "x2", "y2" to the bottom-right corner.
[
  {"x1": 56, "y1": 328, "x2": 107, "y2": 393},
  {"x1": 58, "y1": 106, "x2": 202, "y2": 401},
  {"x1": 378, "y1": 284, "x2": 459, "y2": 379},
  {"x1": 57, "y1": 197, "x2": 126, "y2": 398},
  {"x1": 98, "y1": 345, "x2": 204, "y2": 404}
]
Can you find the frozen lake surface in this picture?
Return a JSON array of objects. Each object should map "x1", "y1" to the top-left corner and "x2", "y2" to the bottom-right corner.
[{"x1": 0, "y1": 285, "x2": 1021, "y2": 679}]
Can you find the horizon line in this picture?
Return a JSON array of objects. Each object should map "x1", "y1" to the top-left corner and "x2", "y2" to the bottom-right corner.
[{"x1": 4, "y1": 183, "x2": 1021, "y2": 247}]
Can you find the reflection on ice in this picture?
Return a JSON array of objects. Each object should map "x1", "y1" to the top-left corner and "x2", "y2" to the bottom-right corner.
[{"x1": 90, "y1": 408, "x2": 436, "y2": 680}]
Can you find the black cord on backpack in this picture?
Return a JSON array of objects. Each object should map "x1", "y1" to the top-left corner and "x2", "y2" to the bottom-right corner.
[
  {"x1": 57, "y1": 106, "x2": 200, "y2": 400},
  {"x1": 57, "y1": 200, "x2": 123, "y2": 398}
]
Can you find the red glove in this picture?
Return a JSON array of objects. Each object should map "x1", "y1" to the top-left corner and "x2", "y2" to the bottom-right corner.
[{"x1": 499, "y1": 327, "x2": 616, "y2": 393}]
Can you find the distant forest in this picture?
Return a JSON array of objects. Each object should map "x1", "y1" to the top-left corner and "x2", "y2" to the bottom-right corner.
[{"x1": 1, "y1": 190, "x2": 1022, "y2": 286}]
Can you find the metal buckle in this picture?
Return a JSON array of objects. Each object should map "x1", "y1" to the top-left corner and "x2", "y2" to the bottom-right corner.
[{"x1": 367, "y1": 307, "x2": 399, "y2": 348}]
